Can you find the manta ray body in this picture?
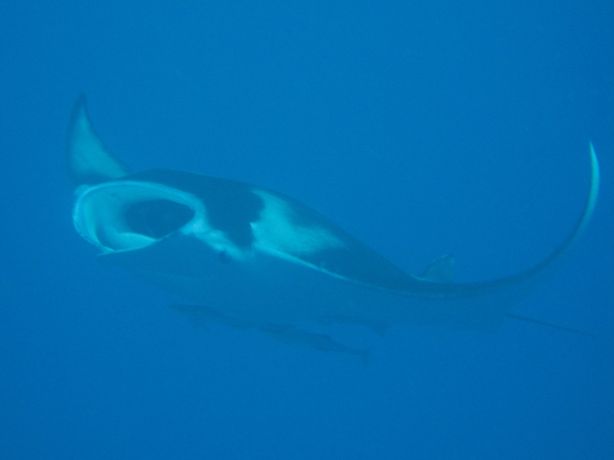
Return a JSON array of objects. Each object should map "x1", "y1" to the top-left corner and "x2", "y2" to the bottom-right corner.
[{"x1": 68, "y1": 98, "x2": 599, "y2": 355}]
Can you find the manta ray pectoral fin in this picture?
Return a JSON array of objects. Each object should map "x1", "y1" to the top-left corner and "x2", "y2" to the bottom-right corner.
[{"x1": 67, "y1": 95, "x2": 128, "y2": 185}]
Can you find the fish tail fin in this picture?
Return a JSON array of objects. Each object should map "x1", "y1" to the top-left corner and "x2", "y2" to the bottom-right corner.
[{"x1": 505, "y1": 313, "x2": 593, "y2": 337}]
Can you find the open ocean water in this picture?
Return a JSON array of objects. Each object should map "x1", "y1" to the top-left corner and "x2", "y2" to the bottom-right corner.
[{"x1": 1, "y1": 1, "x2": 613, "y2": 459}]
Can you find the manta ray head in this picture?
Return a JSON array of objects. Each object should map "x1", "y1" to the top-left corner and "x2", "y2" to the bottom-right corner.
[{"x1": 73, "y1": 180, "x2": 204, "y2": 254}]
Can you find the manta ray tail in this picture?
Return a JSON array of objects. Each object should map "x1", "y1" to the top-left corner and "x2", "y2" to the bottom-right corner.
[
  {"x1": 476, "y1": 145, "x2": 600, "y2": 332},
  {"x1": 67, "y1": 95, "x2": 128, "y2": 185},
  {"x1": 469, "y1": 143, "x2": 600, "y2": 293},
  {"x1": 523, "y1": 143, "x2": 599, "y2": 275}
]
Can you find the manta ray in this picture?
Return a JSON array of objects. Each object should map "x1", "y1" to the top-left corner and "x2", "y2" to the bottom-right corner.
[{"x1": 68, "y1": 97, "x2": 599, "y2": 358}]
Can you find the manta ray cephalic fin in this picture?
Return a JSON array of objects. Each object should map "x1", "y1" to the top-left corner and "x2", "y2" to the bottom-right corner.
[{"x1": 67, "y1": 95, "x2": 128, "y2": 185}]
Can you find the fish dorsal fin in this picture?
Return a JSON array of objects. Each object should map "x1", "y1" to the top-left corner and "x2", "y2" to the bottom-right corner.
[
  {"x1": 67, "y1": 95, "x2": 128, "y2": 185},
  {"x1": 420, "y1": 254, "x2": 455, "y2": 283}
]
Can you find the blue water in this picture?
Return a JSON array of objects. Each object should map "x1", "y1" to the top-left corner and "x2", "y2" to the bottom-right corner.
[{"x1": 1, "y1": 1, "x2": 613, "y2": 459}]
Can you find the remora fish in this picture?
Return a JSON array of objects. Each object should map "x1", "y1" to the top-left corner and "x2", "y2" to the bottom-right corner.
[{"x1": 68, "y1": 97, "x2": 600, "y2": 352}]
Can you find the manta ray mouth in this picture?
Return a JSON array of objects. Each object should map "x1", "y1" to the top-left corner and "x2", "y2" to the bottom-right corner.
[{"x1": 72, "y1": 180, "x2": 204, "y2": 253}]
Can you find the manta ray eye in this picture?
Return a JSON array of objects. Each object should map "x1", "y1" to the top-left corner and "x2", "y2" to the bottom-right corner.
[{"x1": 124, "y1": 199, "x2": 195, "y2": 238}]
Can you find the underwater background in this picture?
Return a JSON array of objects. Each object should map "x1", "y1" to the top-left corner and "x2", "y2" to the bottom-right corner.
[{"x1": 1, "y1": 1, "x2": 613, "y2": 458}]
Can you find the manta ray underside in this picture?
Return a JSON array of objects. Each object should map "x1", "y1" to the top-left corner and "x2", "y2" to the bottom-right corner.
[{"x1": 68, "y1": 97, "x2": 600, "y2": 359}]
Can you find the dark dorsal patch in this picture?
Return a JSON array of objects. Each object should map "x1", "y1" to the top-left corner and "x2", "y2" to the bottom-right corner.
[
  {"x1": 125, "y1": 199, "x2": 195, "y2": 239},
  {"x1": 126, "y1": 170, "x2": 264, "y2": 247}
]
